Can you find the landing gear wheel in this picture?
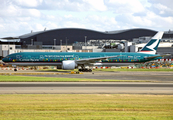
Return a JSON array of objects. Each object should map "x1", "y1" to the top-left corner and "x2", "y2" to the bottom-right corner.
[{"x1": 78, "y1": 69, "x2": 92, "y2": 72}]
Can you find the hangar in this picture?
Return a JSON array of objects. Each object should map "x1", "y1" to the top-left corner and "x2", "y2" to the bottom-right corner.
[{"x1": 2, "y1": 28, "x2": 173, "y2": 46}]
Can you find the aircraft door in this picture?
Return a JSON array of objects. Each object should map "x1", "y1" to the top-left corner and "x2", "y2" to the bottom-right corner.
[
  {"x1": 75, "y1": 55, "x2": 79, "y2": 60},
  {"x1": 40, "y1": 55, "x2": 44, "y2": 61},
  {"x1": 134, "y1": 56, "x2": 137, "y2": 61}
]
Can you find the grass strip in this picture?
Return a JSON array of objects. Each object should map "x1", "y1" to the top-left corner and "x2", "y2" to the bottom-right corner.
[
  {"x1": 0, "y1": 75, "x2": 153, "y2": 82},
  {"x1": 0, "y1": 94, "x2": 172, "y2": 120}
]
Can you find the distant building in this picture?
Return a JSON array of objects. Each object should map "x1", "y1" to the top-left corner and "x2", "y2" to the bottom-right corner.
[
  {"x1": 2, "y1": 28, "x2": 173, "y2": 47},
  {"x1": 1, "y1": 28, "x2": 173, "y2": 59}
]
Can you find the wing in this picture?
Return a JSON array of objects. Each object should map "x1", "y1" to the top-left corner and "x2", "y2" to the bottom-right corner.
[
  {"x1": 145, "y1": 54, "x2": 171, "y2": 60},
  {"x1": 76, "y1": 55, "x2": 119, "y2": 64}
]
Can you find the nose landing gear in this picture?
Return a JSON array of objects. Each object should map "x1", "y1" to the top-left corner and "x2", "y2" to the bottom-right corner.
[
  {"x1": 14, "y1": 68, "x2": 17, "y2": 71},
  {"x1": 12, "y1": 65, "x2": 17, "y2": 72}
]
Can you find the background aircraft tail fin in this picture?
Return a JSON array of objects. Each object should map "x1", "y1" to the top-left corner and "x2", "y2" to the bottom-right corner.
[{"x1": 140, "y1": 31, "x2": 164, "y2": 54}]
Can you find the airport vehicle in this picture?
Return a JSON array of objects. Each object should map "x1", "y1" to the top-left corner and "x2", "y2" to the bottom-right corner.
[{"x1": 2, "y1": 32, "x2": 167, "y2": 72}]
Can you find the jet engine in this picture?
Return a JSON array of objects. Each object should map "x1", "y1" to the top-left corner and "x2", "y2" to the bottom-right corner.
[{"x1": 62, "y1": 60, "x2": 77, "y2": 70}]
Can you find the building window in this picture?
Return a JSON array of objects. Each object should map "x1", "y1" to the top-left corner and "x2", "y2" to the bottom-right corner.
[{"x1": 10, "y1": 47, "x2": 12, "y2": 50}]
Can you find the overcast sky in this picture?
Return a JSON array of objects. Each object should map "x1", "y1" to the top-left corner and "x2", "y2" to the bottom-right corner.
[{"x1": 0, "y1": 0, "x2": 173, "y2": 37}]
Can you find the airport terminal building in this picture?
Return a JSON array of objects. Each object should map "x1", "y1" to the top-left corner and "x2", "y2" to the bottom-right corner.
[
  {"x1": 0, "y1": 28, "x2": 173, "y2": 59},
  {"x1": 2, "y1": 28, "x2": 173, "y2": 46}
]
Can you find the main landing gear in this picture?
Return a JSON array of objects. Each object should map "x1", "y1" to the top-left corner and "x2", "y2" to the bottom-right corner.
[
  {"x1": 78, "y1": 69, "x2": 92, "y2": 72},
  {"x1": 78, "y1": 65, "x2": 92, "y2": 72}
]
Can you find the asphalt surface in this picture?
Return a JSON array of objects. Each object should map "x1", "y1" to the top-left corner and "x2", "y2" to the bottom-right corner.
[
  {"x1": 0, "y1": 82, "x2": 173, "y2": 94},
  {"x1": 0, "y1": 70, "x2": 173, "y2": 82},
  {"x1": 0, "y1": 70, "x2": 173, "y2": 94},
  {"x1": 31, "y1": 71, "x2": 173, "y2": 82}
]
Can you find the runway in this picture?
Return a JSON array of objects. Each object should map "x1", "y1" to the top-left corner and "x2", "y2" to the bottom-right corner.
[{"x1": 0, "y1": 82, "x2": 173, "y2": 94}]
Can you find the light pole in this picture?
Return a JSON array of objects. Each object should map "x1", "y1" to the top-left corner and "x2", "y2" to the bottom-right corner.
[
  {"x1": 66, "y1": 37, "x2": 68, "y2": 52},
  {"x1": 85, "y1": 36, "x2": 87, "y2": 50},
  {"x1": 60, "y1": 39, "x2": 62, "y2": 52},
  {"x1": 8, "y1": 41, "x2": 9, "y2": 55},
  {"x1": 60, "y1": 40, "x2": 62, "y2": 46},
  {"x1": 31, "y1": 39, "x2": 33, "y2": 46},
  {"x1": 54, "y1": 39, "x2": 56, "y2": 46}
]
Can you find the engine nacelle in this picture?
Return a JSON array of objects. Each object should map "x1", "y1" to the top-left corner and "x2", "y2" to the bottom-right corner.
[{"x1": 62, "y1": 60, "x2": 76, "y2": 70}]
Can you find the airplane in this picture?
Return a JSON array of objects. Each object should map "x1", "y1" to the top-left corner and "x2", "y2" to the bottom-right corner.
[{"x1": 2, "y1": 31, "x2": 168, "y2": 72}]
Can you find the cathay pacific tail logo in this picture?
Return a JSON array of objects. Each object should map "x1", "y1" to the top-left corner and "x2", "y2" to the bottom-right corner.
[{"x1": 140, "y1": 39, "x2": 160, "y2": 53}]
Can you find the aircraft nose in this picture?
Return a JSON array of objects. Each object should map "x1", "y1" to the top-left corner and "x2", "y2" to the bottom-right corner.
[{"x1": 2, "y1": 57, "x2": 7, "y2": 62}]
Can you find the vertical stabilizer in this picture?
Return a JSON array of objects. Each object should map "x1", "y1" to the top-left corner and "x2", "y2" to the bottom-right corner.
[{"x1": 140, "y1": 31, "x2": 164, "y2": 54}]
